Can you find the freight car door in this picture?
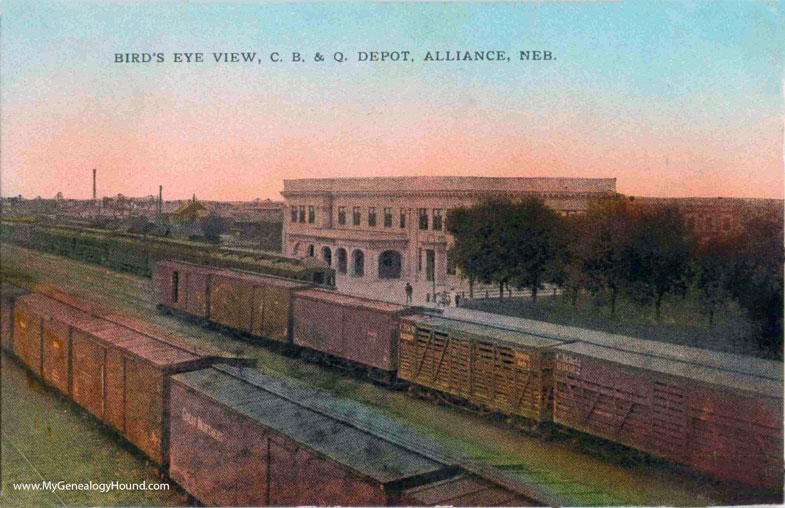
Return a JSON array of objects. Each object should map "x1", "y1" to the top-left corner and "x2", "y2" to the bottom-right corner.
[
  {"x1": 71, "y1": 331, "x2": 106, "y2": 420},
  {"x1": 262, "y1": 286, "x2": 292, "y2": 344}
]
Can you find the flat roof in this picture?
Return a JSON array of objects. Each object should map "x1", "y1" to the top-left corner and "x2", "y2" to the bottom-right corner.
[{"x1": 283, "y1": 176, "x2": 617, "y2": 194}]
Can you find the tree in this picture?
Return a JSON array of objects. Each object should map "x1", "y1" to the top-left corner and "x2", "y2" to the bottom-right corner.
[
  {"x1": 692, "y1": 237, "x2": 733, "y2": 330},
  {"x1": 447, "y1": 197, "x2": 567, "y2": 304},
  {"x1": 446, "y1": 200, "x2": 512, "y2": 298},
  {"x1": 578, "y1": 195, "x2": 639, "y2": 318},
  {"x1": 625, "y1": 205, "x2": 691, "y2": 323},
  {"x1": 724, "y1": 213, "x2": 784, "y2": 356},
  {"x1": 504, "y1": 198, "x2": 567, "y2": 304}
]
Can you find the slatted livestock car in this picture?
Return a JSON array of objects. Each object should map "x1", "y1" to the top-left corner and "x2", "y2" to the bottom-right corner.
[
  {"x1": 399, "y1": 311, "x2": 570, "y2": 431},
  {"x1": 168, "y1": 364, "x2": 552, "y2": 507},
  {"x1": 11, "y1": 291, "x2": 251, "y2": 465},
  {"x1": 1, "y1": 283, "x2": 28, "y2": 352},
  {"x1": 293, "y1": 289, "x2": 406, "y2": 382},
  {"x1": 551, "y1": 330, "x2": 784, "y2": 491},
  {"x1": 156, "y1": 260, "x2": 312, "y2": 347}
]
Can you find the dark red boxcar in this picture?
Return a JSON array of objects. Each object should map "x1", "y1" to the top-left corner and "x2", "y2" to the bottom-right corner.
[
  {"x1": 293, "y1": 289, "x2": 405, "y2": 373},
  {"x1": 1, "y1": 283, "x2": 27, "y2": 352},
  {"x1": 169, "y1": 365, "x2": 459, "y2": 506},
  {"x1": 70, "y1": 319, "x2": 211, "y2": 465},
  {"x1": 553, "y1": 331, "x2": 784, "y2": 490},
  {"x1": 156, "y1": 261, "x2": 310, "y2": 344}
]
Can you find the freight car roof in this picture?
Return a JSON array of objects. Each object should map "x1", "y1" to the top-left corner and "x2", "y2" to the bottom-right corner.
[
  {"x1": 296, "y1": 289, "x2": 405, "y2": 313},
  {"x1": 16, "y1": 293, "x2": 107, "y2": 331},
  {"x1": 160, "y1": 260, "x2": 311, "y2": 288},
  {"x1": 87, "y1": 323, "x2": 201, "y2": 367},
  {"x1": 404, "y1": 313, "x2": 569, "y2": 349},
  {"x1": 443, "y1": 308, "x2": 783, "y2": 384},
  {"x1": 171, "y1": 366, "x2": 458, "y2": 484},
  {"x1": 555, "y1": 340, "x2": 783, "y2": 398}
]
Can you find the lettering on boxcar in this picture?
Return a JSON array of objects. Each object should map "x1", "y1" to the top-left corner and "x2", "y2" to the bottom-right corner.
[
  {"x1": 182, "y1": 407, "x2": 225, "y2": 442},
  {"x1": 556, "y1": 353, "x2": 581, "y2": 375}
]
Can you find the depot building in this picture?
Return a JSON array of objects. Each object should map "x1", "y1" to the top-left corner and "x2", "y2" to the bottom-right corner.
[{"x1": 281, "y1": 176, "x2": 616, "y2": 284}]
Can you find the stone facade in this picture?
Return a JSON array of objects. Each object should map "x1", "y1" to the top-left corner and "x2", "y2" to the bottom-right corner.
[{"x1": 281, "y1": 176, "x2": 617, "y2": 283}]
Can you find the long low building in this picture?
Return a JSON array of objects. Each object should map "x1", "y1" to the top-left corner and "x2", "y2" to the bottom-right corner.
[{"x1": 281, "y1": 176, "x2": 616, "y2": 283}]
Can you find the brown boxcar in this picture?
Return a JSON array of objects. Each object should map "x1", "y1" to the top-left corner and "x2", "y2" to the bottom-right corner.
[
  {"x1": 552, "y1": 333, "x2": 784, "y2": 490},
  {"x1": 399, "y1": 311, "x2": 568, "y2": 423},
  {"x1": 70, "y1": 319, "x2": 212, "y2": 465},
  {"x1": 169, "y1": 365, "x2": 455, "y2": 506},
  {"x1": 293, "y1": 289, "x2": 405, "y2": 373},
  {"x1": 1, "y1": 283, "x2": 28, "y2": 352},
  {"x1": 156, "y1": 261, "x2": 310, "y2": 344}
]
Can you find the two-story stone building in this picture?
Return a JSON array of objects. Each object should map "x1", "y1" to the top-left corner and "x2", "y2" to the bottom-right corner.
[{"x1": 281, "y1": 176, "x2": 616, "y2": 283}]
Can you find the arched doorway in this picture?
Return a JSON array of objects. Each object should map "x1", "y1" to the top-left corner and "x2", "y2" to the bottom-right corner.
[
  {"x1": 352, "y1": 250, "x2": 365, "y2": 277},
  {"x1": 322, "y1": 246, "x2": 332, "y2": 266},
  {"x1": 307, "y1": 244, "x2": 315, "y2": 257},
  {"x1": 336, "y1": 248, "x2": 348, "y2": 274},
  {"x1": 292, "y1": 243, "x2": 300, "y2": 256},
  {"x1": 378, "y1": 250, "x2": 402, "y2": 279}
]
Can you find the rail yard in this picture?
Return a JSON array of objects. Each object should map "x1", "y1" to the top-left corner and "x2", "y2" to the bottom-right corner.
[{"x1": 1, "y1": 244, "x2": 782, "y2": 506}]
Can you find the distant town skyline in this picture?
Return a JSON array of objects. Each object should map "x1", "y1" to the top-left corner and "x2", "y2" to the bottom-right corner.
[{"x1": 2, "y1": 1, "x2": 782, "y2": 201}]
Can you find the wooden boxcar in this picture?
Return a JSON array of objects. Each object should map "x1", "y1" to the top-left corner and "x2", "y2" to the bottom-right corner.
[
  {"x1": 168, "y1": 365, "x2": 547, "y2": 507},
  {"x1": 156, "y1": 260, "x2": 311, "y2": 344},
  {"x1": 293, "y1": 289, "x2": 405, "y2": 376},
  {"x1": 398, "y1": 311, "x2": 569, "y2": 425},
  {"x1": 552, "y1": 331, "x2": 784, "y2": 490},
  {"x1": 1, "y1": 283, "x2": 28, "y2": 352},
  {"x1": 12, "y1": 291, "x2": 249, "y2": 466}
]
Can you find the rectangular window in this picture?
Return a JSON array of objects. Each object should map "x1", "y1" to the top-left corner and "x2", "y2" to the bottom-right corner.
[
  {"x1": 384, "y1": 207, "x2": 392, "y2": 228},
  {"x1": 418, "y1": 248, "x2": 422, "y2": 271},
  {"x1": 353, "y1": 206, "x2": 361, "y2": 226},
  {"x1": 419, "y1": 208, "x2": 429, "y2": 230},
  {"x1": 171, "y1": 271, "x2": 179, "y2": 303},
  {"x1": 400, "y1": 209, "x2": 406, "y2": 228},
  {"x1": 298, "y1": 205, "x2": 305, "y2": 223},
  {"x1": 308, "y1": 206, "x2": 315, "y2": 224},
  {"x1": 290, "y1": 206, "x2": 298, "y2": 223},
  {"x1": 432, "y1": 209, "x2": 443, "y2": 231},
  {"x1": 368, "y1": 207, "x2": 377, "y2": 227},
  {"x1": 337, "y1": 206, "x2": 346, "y2": 226}
]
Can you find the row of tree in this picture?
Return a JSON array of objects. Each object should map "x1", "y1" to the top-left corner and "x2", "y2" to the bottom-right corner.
[{"x1": 446, "y1": 195, "x2": 783, "y2": 353}]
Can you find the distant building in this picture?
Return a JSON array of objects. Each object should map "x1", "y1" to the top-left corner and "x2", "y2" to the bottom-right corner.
[
  {"x1": 282, "y1": 176, "x2": 616, "y2": 283},
  {"x1": 171, "y1": 198, "x2": 210, "y2": 223},
  {"x1": 633, "y1": 196, "x2": 784, "y2": 241}
]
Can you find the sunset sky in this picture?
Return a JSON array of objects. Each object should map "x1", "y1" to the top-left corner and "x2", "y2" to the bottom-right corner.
[{"x1": 2, "y1": 1, "x2": 782, "y2": 201}]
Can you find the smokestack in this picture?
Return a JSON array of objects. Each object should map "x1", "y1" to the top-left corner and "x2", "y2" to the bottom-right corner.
[
  {"x1": 93, "y1": 169, "x2": 97, "y2": 200},
  {"x1": 158, "y1": 185, "x2": 162, "y2": 214}
]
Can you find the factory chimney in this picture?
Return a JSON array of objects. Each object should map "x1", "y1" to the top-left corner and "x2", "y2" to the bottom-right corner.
[
  {"x1": 93, "y1": 169, "x2": 97, "y2": 200},
  {"x1": 158, "y1": 185, "x2": 163, "y2": 215}
]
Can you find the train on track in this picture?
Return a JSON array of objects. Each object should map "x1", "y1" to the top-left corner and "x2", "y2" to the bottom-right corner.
[
  {"x1": 0, "y1": 282, "x2": 553, "y2": 507},
  {"x1": 154, "y1": 260, "x2": 784, "y2": 492}
]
